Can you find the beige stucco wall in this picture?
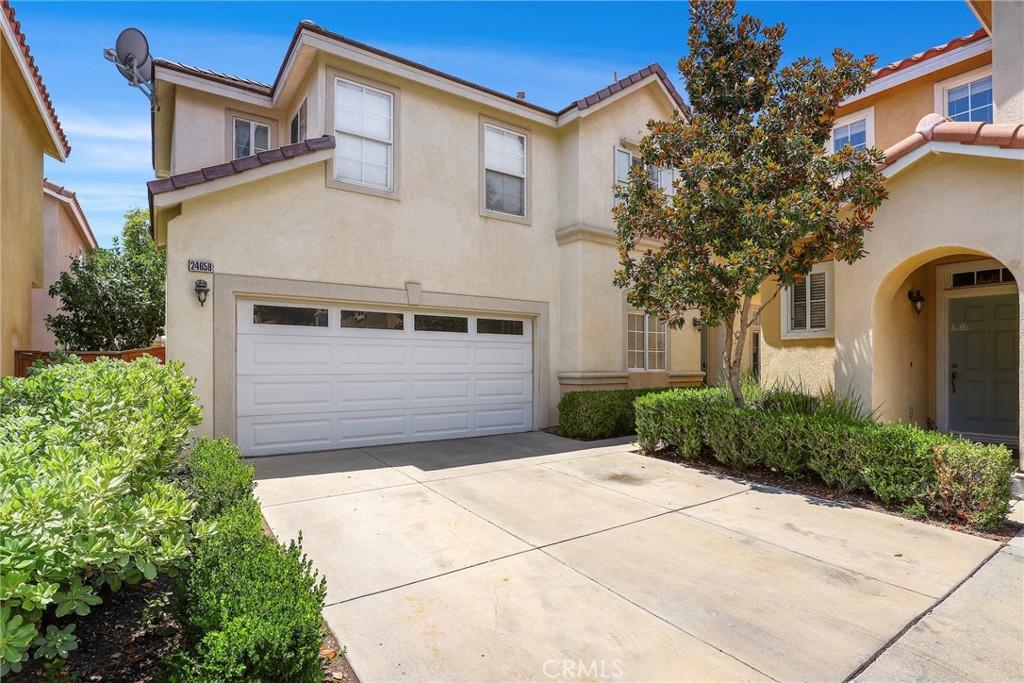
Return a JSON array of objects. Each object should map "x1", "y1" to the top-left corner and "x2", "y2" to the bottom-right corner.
[
  {"x1": 757, "y1": 280, "x2": 836, "y2": 393},
  {"x1": 162, "y1": 62, "x2": 706, "y2": 436},
  {"x1": 992, "y1": 0, "x2": 1024, "y2": 123},
  {"x1": 763, "y1": 152, "x2": 1023, "y2": 454},
  {"x1": 836, "y1": 54, "x2": 993, "y2": 152},
  {"x1": 1, "y1": 38, "x2": 47, "y2": 375},
  {"x1": 29, "y1": 195, "x2": 92, "y2": 349}
]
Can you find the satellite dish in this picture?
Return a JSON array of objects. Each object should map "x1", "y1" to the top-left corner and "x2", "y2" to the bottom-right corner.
[
  {"x1": 115, "y1": 28, "x2": 149, "y2": 71},
  {"x1": 105, "y1": 27, "x2": 158, "y2": 109}
]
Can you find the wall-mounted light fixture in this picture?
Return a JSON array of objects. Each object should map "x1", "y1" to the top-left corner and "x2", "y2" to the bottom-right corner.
[
  {"x1": 907, "y1": 289, "x2": 925, "y2": 315},
  {"x1": 194, "y1": 279, "x2": 210, "y2": 307},
  {"x1": 691, "y1": 317, "x2": 704, "y2": 331}
]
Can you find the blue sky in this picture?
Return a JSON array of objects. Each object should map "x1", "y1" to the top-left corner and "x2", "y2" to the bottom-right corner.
[{"x1": 19, "y1": 1, "x2": 980, "y2": 246}]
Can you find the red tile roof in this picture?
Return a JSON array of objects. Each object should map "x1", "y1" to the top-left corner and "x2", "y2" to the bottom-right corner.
[
  {"x1": 147, "y1": 135, "x2": 334, "y2": 195},
  {"x1": 873, "y1": 28, "x2": 989, "y2": 81},
  {"x1": 880, "y1": 113, "x2": 1024, "y2": 170},
  {"x1": 557, "y1": 64, "x2": 688, "y2": 116},
  {"x1": 154, "y1": 20, "x2": 688, "y2": 119},
  {"x1": 1, "y1": 0, "x2": 69, "y2": 156},
  {"x1": 43, "y1": 179, "x2": 97, "y2": 249}
]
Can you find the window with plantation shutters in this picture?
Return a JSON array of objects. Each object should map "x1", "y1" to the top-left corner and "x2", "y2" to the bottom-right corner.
[{"x1": 782, "y1": 263, "x2": 834, "y2": 339}]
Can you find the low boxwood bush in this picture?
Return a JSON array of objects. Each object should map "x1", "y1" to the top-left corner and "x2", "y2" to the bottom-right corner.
[
  {"x1": 558, "y1": 389, "x2": 667, "y2": 439},
  {"x1": 171, "y1": 440, "x2": 327, "y2": 682},
  {"x1": 634, "y1": 388, "x2": 1014, "y2": 529},
  {"x1": 185, "y1": 439, "x2": 256, "y2": 519},
  {"x1": 930, "y1": 440, "x2": 1015, "y2": 529},
  {"x1": 0, "y1": 357, "x2": 201, "y2": 675}
]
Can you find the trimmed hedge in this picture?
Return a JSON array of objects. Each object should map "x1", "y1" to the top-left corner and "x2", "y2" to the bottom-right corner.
[
  {"x1": 635, "y1": 389, "x2": 1014, "y2": 529},
  {"x1": 0, "y1": 357, "x2": 201, "y2": 675},
  {"x1": 170, "y1": 439, "x2": 327, "y2": 682},
  {"x1": 558, "y1": 389, "x2": 668, "y2": 439}
]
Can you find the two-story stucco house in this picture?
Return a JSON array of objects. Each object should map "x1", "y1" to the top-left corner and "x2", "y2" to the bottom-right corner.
[
  {"x1": 0, "y1": 0, "x2": 70, "y2": 375},
  {"x1": 28, "y1": 180, "x2": 97, "y2": 350},
  {"x1": 148, "y1": 21, "x2": 704, "y2": 456},
  {"x1": 759, "y1": 0, "x2": 1024, "y2": 465}
]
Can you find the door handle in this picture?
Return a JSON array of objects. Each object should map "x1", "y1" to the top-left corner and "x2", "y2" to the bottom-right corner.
[{"x1": 951, "y1": 371, "x2": 958, "y2": 394}]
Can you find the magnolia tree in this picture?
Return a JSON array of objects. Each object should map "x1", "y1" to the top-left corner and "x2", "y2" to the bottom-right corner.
[{"x1": 614, "y1": 0, "x2": 888, "y2": 406}]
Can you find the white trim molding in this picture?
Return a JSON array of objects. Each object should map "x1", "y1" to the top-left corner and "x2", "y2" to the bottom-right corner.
[{"x1": 842, "y1": 37, "x2": 992, "y2": 108}]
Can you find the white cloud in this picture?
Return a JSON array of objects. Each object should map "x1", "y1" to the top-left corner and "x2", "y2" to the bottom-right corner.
[{"x1": 63, "y1": 114, "x2": 150, "y2": 142}]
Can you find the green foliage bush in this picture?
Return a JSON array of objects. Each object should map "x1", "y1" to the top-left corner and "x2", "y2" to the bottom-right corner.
[
  {"x1": 634, "y1": 388, "x2": 1013, "y2": 529},
  {"x1": 0, "y1": 357, "x2": 201, "y2": 674},
  {"x1": 558, "y1": 389, "x2": 667, "y2": 439},
  {"x1": 185, "y1": 439, "x2": 256, "y2": 519},
  {"x1": 171, "y1": 440, "x2": 326, "y2": 682},
  {"x1": 930, "y1": 441, "x2": 1015, "y2": 530}
]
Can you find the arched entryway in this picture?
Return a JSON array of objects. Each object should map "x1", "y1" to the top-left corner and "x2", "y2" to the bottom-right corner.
[{"x1": 872, "y1": 247, "x2": 1020, "y2": 447}]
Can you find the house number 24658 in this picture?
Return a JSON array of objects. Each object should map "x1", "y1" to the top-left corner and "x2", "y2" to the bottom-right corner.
[{"x1": 188, "y1": 259, "x2": 214, "y2": 273}]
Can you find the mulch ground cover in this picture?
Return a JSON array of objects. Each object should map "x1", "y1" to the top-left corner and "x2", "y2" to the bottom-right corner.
[{"x1": 9, "y1": 576, "x2": 359, "y2": 682}]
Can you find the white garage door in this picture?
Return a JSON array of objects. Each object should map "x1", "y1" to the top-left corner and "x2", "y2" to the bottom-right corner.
[{"x1": 236, "y1": 300, "x2": 533, "y2": 456}]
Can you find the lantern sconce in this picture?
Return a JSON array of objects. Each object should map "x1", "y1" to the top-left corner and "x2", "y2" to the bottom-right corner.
[
  {"x1": 194, "y1": 279, "x2": 210, "y2": 307},
  {"x1": 908, "y1": 289, "x2": 925, "y2": 315},
  {"x1": 692, "y1": 317, "x2": 704, "y2": 331}
]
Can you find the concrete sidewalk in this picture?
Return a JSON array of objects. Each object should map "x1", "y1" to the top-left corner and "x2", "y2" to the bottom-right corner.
[{"x1": 252, "y1": 432, "x2": 1018, "y2": 682}]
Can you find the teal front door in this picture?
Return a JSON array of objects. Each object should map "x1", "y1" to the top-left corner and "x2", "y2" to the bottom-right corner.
[{"x1": 948, "y1": 294, "x2": 1019, "y2": 439}]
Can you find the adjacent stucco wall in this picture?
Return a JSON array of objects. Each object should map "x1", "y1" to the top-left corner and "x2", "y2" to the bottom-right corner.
[
  {"x1": 29, "y1": 196, "x2": 92, "y2": 349},
  {"x1": 1, "y1": 38, "x2": 47, "y2": 375},
  {"x1": 758, "y1": 280, "x2": 836, "y2": 393},
  {"x1": 992, "y1": 0, "x2": 1024, "y2": 123},
  {"x1": 835, "y1": 54, "x2": 992, "y2": 152}
]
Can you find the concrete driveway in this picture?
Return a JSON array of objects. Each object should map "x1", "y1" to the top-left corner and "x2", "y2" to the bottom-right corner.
[{"x1": 253, "y1": 432, "x2": 1018, "y2": 682}]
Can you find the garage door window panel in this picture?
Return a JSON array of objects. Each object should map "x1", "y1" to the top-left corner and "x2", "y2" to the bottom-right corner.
[
  {"x1": 477, "y1": 319, "x2": 524, "y2": 336},
  {"x1": 253, "y1": 305, "x2": 328, "y2": 327},
  {"x1": 415, "y1": 315, "x2": 469, "y2": 333},
  {"x1": 341, "y1": 310, "x2": 405, "y2": 330}
]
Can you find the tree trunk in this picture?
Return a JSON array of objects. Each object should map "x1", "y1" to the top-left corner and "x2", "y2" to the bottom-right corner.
[{"x1": 722, "y1": 295, "x2": 751, "y2": 408}]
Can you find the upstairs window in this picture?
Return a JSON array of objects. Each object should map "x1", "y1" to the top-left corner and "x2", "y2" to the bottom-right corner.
[
  {"x1": 832, "y1": 119, "x2": 867, "y2": 152},
  {"x1": 829, "y1": 108, "x2": 873, "y2": 153},
  {"x1": 615, "y1": 147, "x2": 677, "y2": 201},
  {"x1": 627, "y1": 312, "x2": 667, "y2": 371},
  {"x1": 781, "y1": 262, "x2": 834, "y2": 339},
  {"x1": 334, "y1": 78, "x2": 393, "y2": 190},
  {"x1": 483, "y1": 124, "x2": 527, "y2": 217},
  {"x1": 290, "y1": 98, "x2": 308, "y2": 144},
  {"x1": 233, "y1": 118, "x2": 270, "y2": 159},
  {"x1": 946, "y1": 75, "x2": 993, "y2": 123}
]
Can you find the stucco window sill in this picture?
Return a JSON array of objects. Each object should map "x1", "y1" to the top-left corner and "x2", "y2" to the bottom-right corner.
[
  {"x1": 480, "y1": 209, "x2": 531, "y2": 226},
  {"x1": 780, "y1": 329, "x2": 834, "y2": 341}
]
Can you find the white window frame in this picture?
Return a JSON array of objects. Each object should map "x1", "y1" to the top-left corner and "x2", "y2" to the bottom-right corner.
[
  {"x1": 232, "y1": 117, "x2": 271, "y2": 160},
  {"x1": 333, "y1": 76, "x2": 394, "y2": 192},
  {"x1": 626, "y1": 311, "x2": 669, "y2": 371},
  {"x1": 826, "y1": 107, "x2": 874, "y2": 153},
  {"x1": 615, "y1": 146, "x2": 677, "y2": 202},
  {"x1": 290, "y1": 98, "x2": 308, "y2": 144},
  {"x1": 934, "y1": 66, "x2": 994, "y2": 123},
  {"x1": 780, "y1": 261, "x2": 835, "y2": 340},
  {"x1": 481, "y1": 122, "x2": 528, "y2": 221}
]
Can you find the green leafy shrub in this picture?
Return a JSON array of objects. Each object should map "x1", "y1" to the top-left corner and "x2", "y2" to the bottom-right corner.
[
  {"x1": 929, "y1": 440, "x2": 1015, "y2": 529},
  {"x1": 558, "y1": 389, "x2": 667, "y2": 439},
  {"x1": 171, "y1": 440, "x2": 327, "y2": 682},
  {"x1": 856, "y1": 423, "x2": 947, "y2": 505},
  {"x1": 636, "y1": 388, "x2": 731, "y2": 457},
  {"x1": 633, "y1": 383, "x2": 1012, "y2": 529},
  {"x1": 804, "y1": 419, "x2": 866, "y2": 492},
  {"x1": 0, "y1": 357, "x2": 201, "y2": 674},
  {"x1": 185, "y1": 439, "x2": 256, "y2": 519}
]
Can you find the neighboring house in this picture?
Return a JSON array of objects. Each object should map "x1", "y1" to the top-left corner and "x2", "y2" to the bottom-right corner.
[
  {"x1": 148, "y1": 20, "x2": 702, "y2": 456},
  {"x1": 0, "y1": 0, "x2": 70, "y2": 375},
  {"x1": 758, "y1": 0, "x2": 1024, "y2": 465},
  {"x1": 29, "y1": 180, "x2": 98, "y2": 349}
]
